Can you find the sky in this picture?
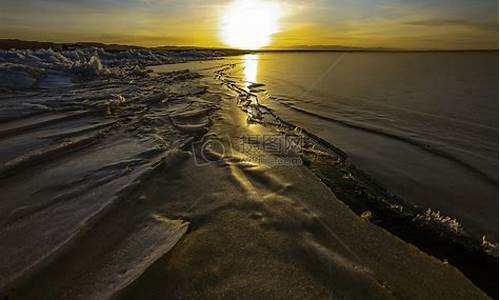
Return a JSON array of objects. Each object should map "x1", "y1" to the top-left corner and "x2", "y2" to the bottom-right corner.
[{"x1": 0, "y1": 0, "x2": 498, "y2": 49}]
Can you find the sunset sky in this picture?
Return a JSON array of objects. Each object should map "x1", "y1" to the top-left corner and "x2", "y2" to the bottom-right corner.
[{"x1": 0, "y1": 0, "x2": 498, "y2": 49}]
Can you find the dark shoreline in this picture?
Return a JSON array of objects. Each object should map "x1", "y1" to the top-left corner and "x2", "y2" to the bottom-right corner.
[
  {"x1": 263, "y1": 105, "x2": 499, "y2": 297},
  {"x1": 305, "y1": 149, "x2": 499, "y2": 298},
  {"x1": 266, "y1": 108, "x2": 499, "y2": 298}
]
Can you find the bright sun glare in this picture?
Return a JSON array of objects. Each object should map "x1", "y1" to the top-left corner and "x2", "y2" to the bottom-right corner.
[{"x1": 221, "y1": 0, "x2": 281, "y2": 50}]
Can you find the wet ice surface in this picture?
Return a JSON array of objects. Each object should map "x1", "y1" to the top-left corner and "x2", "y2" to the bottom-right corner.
[
  {"x1": 120, "y1": 63, "x2": 488, "y2": 300},
  {"x1": 0, "y1": 55, "x2": 492, "y2": 299}
]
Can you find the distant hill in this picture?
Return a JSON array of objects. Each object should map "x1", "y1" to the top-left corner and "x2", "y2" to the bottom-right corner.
[
  {"x1": 264, "y1": 44, "x2": 499, "y2": 52},
  {"x1": 1, "y1": 39, "x2": 496, "y2": 52},
  {"x1": 0, "y1": 39, "x2": 146, "y2": 51},
  {"x1": 269, "y1": 45, "x2": 374, "y2": 51},
  {"x1": 0, "y1": 39, "x2": 248, "y2": 54}
]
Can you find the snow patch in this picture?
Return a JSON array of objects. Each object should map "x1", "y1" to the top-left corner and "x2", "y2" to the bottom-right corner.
[
  {"x1": 0, "y1": 47, "x2": 226, "y2": 90},
  {"x1": 414, "y1": 208, "x2": 462, "y2": 233}
]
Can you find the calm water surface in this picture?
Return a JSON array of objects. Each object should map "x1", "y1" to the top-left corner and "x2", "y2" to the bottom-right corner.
[{"x1": 238, "y1": 52, "x2": 498, "y2": 239}]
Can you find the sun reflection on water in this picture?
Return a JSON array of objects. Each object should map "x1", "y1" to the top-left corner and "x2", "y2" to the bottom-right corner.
[{"x1": 243, "y1": 54, "x2": 259, "y2": 84}]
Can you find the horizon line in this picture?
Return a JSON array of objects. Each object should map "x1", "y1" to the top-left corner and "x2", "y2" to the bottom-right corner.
[{"x1": 0, "y1": 38, "x2": 498, "y2": 52}]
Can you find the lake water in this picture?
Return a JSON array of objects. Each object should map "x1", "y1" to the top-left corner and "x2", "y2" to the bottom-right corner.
[
  {"x1": 236, "y1": 52, "x2": 498, "y2": 239},
  {"x1": 153, "y1": 52, "x2": 499, "y2": 240}
]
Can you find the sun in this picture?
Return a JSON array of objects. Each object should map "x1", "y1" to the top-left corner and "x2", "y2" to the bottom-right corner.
[{"x1": 220, "y1": 0, "x2": 281, "y2": 50}]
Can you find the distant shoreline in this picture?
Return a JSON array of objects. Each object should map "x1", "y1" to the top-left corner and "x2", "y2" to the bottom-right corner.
[
  {"x1": 0, "y1": 39, "x2": 497, "y2": 53},
  {"x1": 254, "y1": 49, "x2": 499, "y2": 53}
]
